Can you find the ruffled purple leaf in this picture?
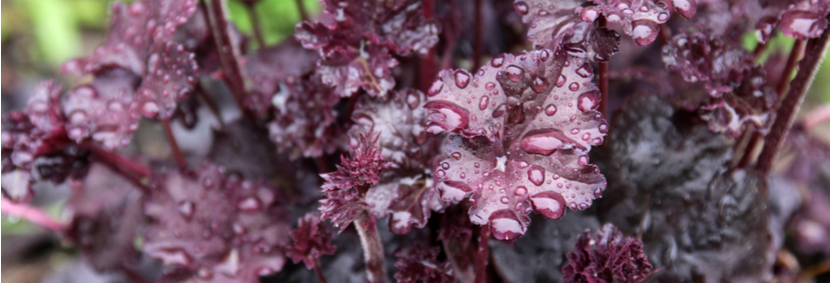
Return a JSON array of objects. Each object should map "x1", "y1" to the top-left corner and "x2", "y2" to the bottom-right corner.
[
  {"x1": 286, "y1": 212, "x2": 337, "y2": 269},
  {"x1": 243, "y1": 38, "x2": 319, "y2": 116},
  {"x1": 425, "y1": 50, "x2": 607, "y2": 240},
  {"x1": 143, "y1": 162, "x2": 290, "y2": 282},
  {"x1": 562, "y1": 223, "x2": 656, "y2": 283},
  {"x1": 393, "y1": 242, "x2": 455, "y2": 283},
  {"x1": 267, "y1": 74, "x2": 343, "y2": 159}
]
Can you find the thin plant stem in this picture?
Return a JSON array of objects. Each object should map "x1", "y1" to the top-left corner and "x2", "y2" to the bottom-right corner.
[
  {"x1": 203, "y1": 0, "x2": 252, "y2": 118},
  {"x1": 195, "y1": 85, "x2": 226, "y2": 129},
  {"x1": 739, "y1": 39, "x2": 807, "y2": 168},
  {"x1": 420, "y1": 0, "x2": 436, "y2": 92},
  {"x1": 354, "y1": 216, "x2": 389, "y2": 283},
  {"x1": 162, "y1": 119, "x2": 188, "y2": 170},
  {"x1": 757, "y1": 31, "x2": 830, "y2": 176},
  {"x1": 472, "y1": 0, "x2": 483, "y2": 71},
  {"x1": 79, "y1": 142, "x2": 150, "y2": 177},
  {"x1": 245, "y1": 2, "x2": 266, "y2": 48},
  {"x1": 475, "y1": 224, "x2": 490, "y2": 283},
  {"x1": 313, "y1": 259, "x2": 328, "y2": 283},
  {"x1": 295, "y1": 0, "x2": 309, "y2": 22},
  {"x1": 1, "y1": 196, "x2": 63, "y2": 231}
]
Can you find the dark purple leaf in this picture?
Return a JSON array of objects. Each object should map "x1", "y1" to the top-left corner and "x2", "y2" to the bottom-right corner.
[
  {"x1": 143, "y1": 162, "x2": 290, "y2": 282},
  {"x1": 393, "y1": 242, "x2": 455, "y2": 283},
  {"x1": 286, "y1": 212, "x2": 336, "y2": 269},
  {"x1": 243, "y1": 38, "x2": 319, "y2": 116},
  {"x1": 425, "y1": 50, "x2": 607, "y2": 240},
  {"x1": 562, "y1": 223, "x2": 656, "y2": 283},
  {"x1": 319, "y1": 130, "x2": 391, "y2": 230},
  {"x1": 267, "y1": 74, "x2": 343, "y2": 159},
  {"x1": 64, "y1": 164, "x2": 144, "y2": 271}
]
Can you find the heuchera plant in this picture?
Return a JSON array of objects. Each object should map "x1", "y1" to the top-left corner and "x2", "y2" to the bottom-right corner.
[{"x1": 2, "y1": 0, "x2": 830, "y2": 282}]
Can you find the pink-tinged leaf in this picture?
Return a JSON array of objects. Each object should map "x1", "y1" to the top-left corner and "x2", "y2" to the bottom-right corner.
[
  {"x1": 295, "y1": 0, "x2": 439, "y2": 97},
  {"x1": 286, "y1": 212, "x2": 336, "y2": 269},
  {"x1": 243, "y1": 38, "x2": 319, "y2": 116},
  {"x1": 268, "y1": 74, "x2": 343, "y2": 159},
  {"x1": 319, "y1": 130, "x2": 391, "y2": 230},
  {"x1": 350, "y1": 89, "x2": 446, "y2": 234},
  {"x1": 2, "y1": 81, "x2": 70, "y2": 189},
  {"x1": 317, "y1": 44, "x2": 399, "y2": 97},
  {"x1": 562, "y1": 223, "x2": 656, "y2": 283},
  {"x1": 779, "y1": 0, "x2": 830, "y2": 39},
  {"x1": 64, "y1": 164, "x2": 143, "y2": 272},
  {"x1": 427, "y1": 50, "x2": 607, "y2": 240},
  {"x1": 393, "y1": 243, "x2": 455, "y2": 283},
  {"x1": 62, "y1": 0, "x2": 200, "y2": 120},
  {"x1": 62, "y1": 69, "x2": 142, "y2": 149},
  {"x1": 515, "y1": 1, "x2": 620, "y2": 60},
  {"x1": 662, "y1": 31, "x2": 778, "y2": 136},
  {"x1": 143, "y1": 162, "x2": 290, "y2": 282}
]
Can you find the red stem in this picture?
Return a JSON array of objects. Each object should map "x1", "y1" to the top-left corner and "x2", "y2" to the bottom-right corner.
[
  {"x1": 776, "y1": 39, "x2": 807, "y2": 100},
  {"x1": 598, "y1": 17, "x2": 609, "y2": 121},
  {"x1": 1, "y1": 196, "x2": 63, "y2": 231},
  {"x1": 245, "y1": 2, "x2": 266, "y2": 48},
  {"x1": 79, "y1": 142, "x2": 150, "y2": 177},
  {"x1": 162, "y1": 119, "x2": 188, "y2": 170},
  {"x1": 295, "y1": 0, "x2": 309, "y2": 22},
  {"x1": 196, "y1": 85, "x2": 226, "y2": 129},
  {"x1": 313, "y1": 259, "x2": 328, "y2": 283},
  {"x1": 203, "y1": 0, "x2": 252, "y2": 117},
  {"x1": 475, "y1": 225, "x2": 490, "y2": 283},
  {"x1": 354, "y1": 216, "x2": 388, "y2": 283},
  {"x1": 472, "y1": 0, "x2": 483, "y2": 71},
  {"x1": 757, "y1": 32, "x2": 830, "y2": 176},
  {"x1": 419, "y1": 0, "x2": 436, "y2": 93}
]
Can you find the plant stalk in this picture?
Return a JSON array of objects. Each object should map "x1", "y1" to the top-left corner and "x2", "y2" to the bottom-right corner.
[
  {"x1": 162, "y1": 119, "x2": 188, "y2": 170},
  {"x1": 354, "y1": 216, "x2": 389, "y2": 283},
  {"x1": 472, "y1": 0, "x2": 483, "y2": 71},
  {"x1": 313, "y1": 258, "x2": 328, "y2": 283},
  {"x1": 80, "y1": 142, "x2": 150, "y2": 178},
  {"x1": 245, "y1": 2, "x2": 266, "y2": 48},
  {"x1": 203, "y1": 0, "x2": 252, "y2": 117},
  {"x1": 1, "y1": 196, "x2": 63, "y2": 231},
  {"x1": 420, "y1": 0, "x2": 436, "y2": 93},
  {"x1": 757, "y1": 31, "x2": 830, "y2": 176},
  {"x1": 475, "y1": 224, "x2": 490, "y2": 283},
  {"x1": 295, "y1": 0, "x2": 309, "y2": 22}
]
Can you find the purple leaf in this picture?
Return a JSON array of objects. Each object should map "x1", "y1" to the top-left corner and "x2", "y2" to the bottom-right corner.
[
  {"x1": 65, "y1": 164, "x2": 144, "y2": 272},
  {"x1": 562, "y1": 223, "x2": 656, "y2": 283},
  {"x1": 286, "y1": 212, "x2": 337, "y2": 269},
  {"x1": 393, "y1": 242, "x2": 455, "y2": 283},
  {"x1": 267, "y1": 74, "x2": 343, "y2": 159},
  {"x1": 62, "y1": 69, "x2": 142, "y2": 149},
  {"x1": 143, "y1": 162, "x2": 290, "y2": 282},
  {"x1": 295, "y1": 0, "x2": 439, "y2": 97},
  {"x1": 350, "y1": 89, "x2": 446, "y2": 234},
  {"x1": 320, "y1": 130, "x2": 391, "y2": 230},
  {"x1": 243, "y1": 38, "x2": 319, "y2": 116},
  {"x1": 425, "y1": 50, "x2": 607, "y2": 240},
  {"x1": 779, "y1": 0, "x2": 830, "y2": 39},
  {"x1": 62, "y1": 0, "x2": 200, "y2": 120}
]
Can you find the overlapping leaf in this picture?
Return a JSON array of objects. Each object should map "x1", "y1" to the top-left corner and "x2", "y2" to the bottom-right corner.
[
  {"x1": 425, "y1": 49, "x2": 607, "y2": 240},
  {"x1": 143, "y1": 162, "x2": 290, "y2": 282},
  {"x1": 393, "y1": 243, "x2": 455, "y2": 283},
  {"x1": 295, "y1": 0, "x2": 439, "y2": 97},
  {"x1": 562, "y1": 223, "x2": 656, "y2": 283}
]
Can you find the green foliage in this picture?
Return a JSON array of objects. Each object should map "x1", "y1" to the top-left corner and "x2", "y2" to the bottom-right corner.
[{"x1": 227, "y1": 0, "x2": 320, "y2": 48}]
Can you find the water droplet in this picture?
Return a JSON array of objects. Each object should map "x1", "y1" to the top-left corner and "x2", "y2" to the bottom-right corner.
[
  {"x1": 424, "y1": 101, "x2": 470, "y2": 132},
  {"x1": 578, "y1": 155, "x2": 589, "y2": 166},
  {"x1": 672, "y1": 0, "x2": 696, "y2": 18},
  {"x1": 454, "y1": 70, "x2": 471, "y2": 88},
  {"x1": 578, "y1": 203, "x2": 590, "y2": 209},
  {"x1": 238, "y1": 197, "x2": 262, "y2": 213},
  {"x1": 569, "y1": 82, "x2": 580, "y2": 91},
  {"x1": 632, "y1": 21, "x2": 657, "y2": 46},
  {"x1": 582, "y1": 133, "x2": 591, "y2": 141},
  {"x1": 556, "y1": 75, "x2": 567, "y2": 87},
  {"x1": 141, "y1": 101, "x2": 160, "y2": 118},
  {"x1": 571, "y1": 128, "x2": 580, "y2": 135},
  {"x1": 531, "y1": 191, "x2": 566, "y2": 219},
  {"x1": 577, "y1": 91, "x2": 600, "y2": 112},
  {"x1": 576, "y1": 63, "x2": 592, "y2": 78},
  {"x1": 178, "y1": 201, "x2": 195, "y2": 220},
  {"x1": 528, "y1": 166, "x2": 545, "y2": 186},
  {"x1": 428, "y1": 80, "x2": 444, "y2": 96},
  {"x1": 539, "y1": 50, "x2": 550, "y2": 61},
  {"x1": 485, "y1": 82, "x2": 496, "y2": 90},
  {"x1": 514, "y1": 1, "x2": 529, "y2": 15},
  {"x1": 500, "y1": 196, "x2": 510, "y2": 204},
  {"x1": 490, "y1": 210, "x2": 526, "y2": 240},
  {"x1": 531, "y1": 77, "x2": 549, "y2": 93},
  {"x1": 479, "y1": 96, "x2": 490, "y2": 110},
  {"x1": 598, "y1": 123, "x2": 608, "y2": 133},
  {"x1": 451, "y1": 152, "x2": 462, "y2": 160},
  {"x1": 491, "y1": 54, "x2": 505, "y2": 67},
  {"x1": 506, "y1": 65, "x2": 524, "y2": 82},
  {"x1": 515, "y1": 186, "x2": 528, "y2": 196},
  {"x1": 521, "y1": 129, "x2": 576, "y2": 155}
]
